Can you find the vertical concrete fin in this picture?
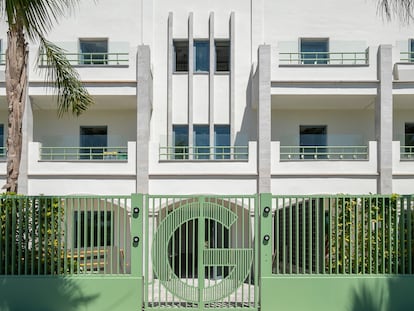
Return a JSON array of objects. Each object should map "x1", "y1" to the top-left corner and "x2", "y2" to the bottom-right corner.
[
  {"x1": 188, "y1": 12, "x2": 194, "y2": 158},
  {"x1": 209, "y1": 12, "x2": 215, "y2": 156},
  {"x1": 167, "y1": 12, "x2": 173, "y2": 147},
  {"x1": 230, "y1": 12, "x2": 236, "y2": 147}
]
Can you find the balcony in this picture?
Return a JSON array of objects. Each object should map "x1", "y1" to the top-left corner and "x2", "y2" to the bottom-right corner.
[
  {"x1": 280, "y1": 145, "x2": 369, "y2": 161},
  {"x1": 159, "y1": 145, "x2": 249, "y2": 161},
  {"x1": 279, "y1": 50, "x2": 369, "y2": 66},
  {"x1": 394, "y1": 52, "x2": 414, "y2": 80},
  {"x1": 39, "y1": 52, "x2": 129, "y2": 67}
]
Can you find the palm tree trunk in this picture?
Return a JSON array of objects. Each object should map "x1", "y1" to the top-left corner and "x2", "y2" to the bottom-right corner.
[{"x1": 4, "y1": 27, "x2": 28, "y2": 193}]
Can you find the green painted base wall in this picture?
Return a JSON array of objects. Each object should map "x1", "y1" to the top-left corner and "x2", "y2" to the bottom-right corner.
[
  {"x1": 261, "y1": 276, "x2": 414, "y2": 311},
  {"x1": 0, "y1": 276, "x2": 142, "y2": 311}
]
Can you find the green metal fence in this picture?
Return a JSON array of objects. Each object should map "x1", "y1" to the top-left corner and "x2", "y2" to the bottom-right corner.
[
  {"x1": 0, "y1": 195, "x2": 132, "y2": 275},
  {"x1": 279, "y1": 50, "x2": 369, "y2": 65},
  {"x1": 144, "y1": 195, "x2": 259, "y2": 310},
  {"x1": 159, "y1": 145, "x2": 249, "y2": 161},
  {"x1": 268, "y1": 195, "x2": 414, "y2": 275},
  {"x1": 280, "y1": 145, "x2": 369, "y2": 161},
  {"x1": 40, "y1": 146, "x2": 128, "y2": 161}
]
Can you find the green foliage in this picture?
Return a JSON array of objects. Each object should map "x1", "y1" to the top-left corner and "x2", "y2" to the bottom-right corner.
[{"x1": 0, "y1": 195, "x2": 67, "y2": 275}]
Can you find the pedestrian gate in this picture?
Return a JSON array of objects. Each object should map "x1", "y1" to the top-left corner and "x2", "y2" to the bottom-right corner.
[{"x1": 144, "y1": 195, "x2": 259, "y2": 310}]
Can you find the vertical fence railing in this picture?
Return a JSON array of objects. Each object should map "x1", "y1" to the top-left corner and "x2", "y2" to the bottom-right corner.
[
  {"x1": 144, "y1": 195, "x2": 259, "y2": 309},
  {"x1": 0, "y1": 195, "x2": 132, "y2": 276},
  {"x1": 268, "y1": 195, "x2": 414, "y2": 275}
]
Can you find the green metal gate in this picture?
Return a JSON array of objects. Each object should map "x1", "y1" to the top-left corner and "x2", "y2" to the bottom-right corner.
[{"x1": 144, "y1": 195, "x2": 259, "y2": 310}]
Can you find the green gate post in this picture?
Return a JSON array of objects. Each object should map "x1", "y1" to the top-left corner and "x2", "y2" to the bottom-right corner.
[
  {"x1": 260, "y1": 193, "x2": 273, "y2": 311},
  {"x1": 131, "y1": 194, "x2": 144, "y2": 307}
]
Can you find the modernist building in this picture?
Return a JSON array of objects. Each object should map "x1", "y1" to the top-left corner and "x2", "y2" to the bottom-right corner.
[{"x1": 0, "y1": 0, "x2": 414, "y2": 196}]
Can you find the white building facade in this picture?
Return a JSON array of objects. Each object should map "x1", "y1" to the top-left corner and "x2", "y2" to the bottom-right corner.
[{"x1": 0, "y1": 0, "x2": 414, "y2": 196}]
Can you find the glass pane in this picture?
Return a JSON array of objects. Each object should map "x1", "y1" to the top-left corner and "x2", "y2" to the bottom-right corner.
[
  {"x1": 174, "y1": 41, "x2": 188, "y2": 72},
  {"x1": 0, "y1": 124, "x2": 4, "y2": 157},
  {"x1": 80, "y1": 126, "x2": 108, "y2": 160},
  {"x1": 215, "y1": 41, "x2": 230, "y2": 72},
  {"x1": 194, "y1": 125, "x2": 209, "y2": 159},
  {"x1": 300, "y1": 125, "x2": 327, "y2": 159},
  {"x1": 80, "y1": 39, "x2": 108, "y2": 65},
  {"x1": 410, "y1": 40, "x2": 414, "y2": 62},
  {"x1": 194, "y1": 41, "x2": 209, "y2": 72},
  {"x1": 214, "y1": 125, "x2": 230, "y2": 159},
  {"x1": 173, "y1": 125, "x2": 189, "y2": 159},
  {"x1": 301, "y1": 39, "x2": 328, "y2": 64}
]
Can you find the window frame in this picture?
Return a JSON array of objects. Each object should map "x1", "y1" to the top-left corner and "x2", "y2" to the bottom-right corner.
[
  {"x1": 215, "y1": 40, "x2": 230, "y2": 73},
  {"x1": 300, "y1": 38, "x2": 329, "y2": 65},
  {"x1": 79, "y1": 38, "x2": 109, "y2": 65}
]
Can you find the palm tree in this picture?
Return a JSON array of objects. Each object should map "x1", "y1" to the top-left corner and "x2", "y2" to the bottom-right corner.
[
  {"x1": 379, "y1": 0, "x2": 414, "y2": 22},
  {"x1": 1, "y1": 0, "x2": 93, "y2": 193}
]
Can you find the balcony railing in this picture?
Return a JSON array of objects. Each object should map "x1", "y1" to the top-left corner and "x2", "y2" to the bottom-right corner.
[
  {"x1": 280, "y1": 145, "x2": 369, "y2": 161},
  {"x1": 279, "y1": 51, "x2": 369, "y2": 65},
  {"x1": 0, "y1": 148, "x2": 5, "y2": 160},
  {"x1": 0, "y1": 53, "x2": 5, "y2": 66},
  {"x1": 40, "y1": 146, "x2": 128, "y2": 161},
  {"x1": 159, "y1": 145, "x2": 249, "y2": 161},
  {"x1": 400, "y1": 146, "x2": 414, "y2": 160},
  {"x1": 39, "y1": 52, "x2": 129, "y2": 67},
  {"x1": 400, "y1": 52, "x2": 414, "y2": 62}
]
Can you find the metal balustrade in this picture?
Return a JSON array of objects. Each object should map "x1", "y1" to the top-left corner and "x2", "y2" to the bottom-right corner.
[
  {"x1": 279, "y1": 51, "x2": 369, "y2": 65},
  {"x1": 159, "y1": 145, "x2": 249, "y2": 161},
  {"x1": 40, "y1": 146, "x2": 128, "y2": 161},
  {"x1": 270, "y1": 194, "x2": 414, "y2": 275},
  {"x1": 39, "y1": 52, "x2": 129, "y2": 66},
  {"x1": 280, "y1": 145, "x2": 369, "y2": 160},
  {"x1": 400, "y1": 52, "x2": 414, "y2": 62},
  {"x1": 401, "y1": 146, "x2": 414, "y2": 159},
  {"x1": 0, "y1": 195, "x2": 131, "y2": 275}
]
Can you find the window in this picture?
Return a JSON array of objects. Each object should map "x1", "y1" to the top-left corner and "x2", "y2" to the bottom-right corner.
[
  {"x1": 300, "y1": 38, "x2": 329, "y2": 64},
  {"x1": 80, "y1": 126, "x2": 108, "y2": 160},
  {"x1": 173, "y1": 125, "x2": 189, "y2": 159},
  {"x1": 410, "y1": 39, "x2": 414, "y2": 62},
  {"x1": 405, "y1": 123, "x2": 414, "y2": 155},
  {"x1": 194, "y1": 40, "x2": 209, "y2": 72},
  {"x1": 215, "y1": 41, "x2": 230, "y2": 72},
  {"x1": 174, "y1": 41, "x2": 189, "y2": 72},
  {"x1": 194, "y1": 125, "x2": 210, "y2": 159},
  {"x1": 79, "y1": 39, "x2": 108, "y2": 65},
  {"x1": 74, "y1": 211, "x2": 113, "y2": 248},
  {"x1": 300, "y1": 125, "x2": 327, "y2": 159},
  {"x1": 214, "y1": 125, "x2": 230, "y2": 159},
  {"x1": 0, "y1": 124, "x2": 4, "y2": 158}
]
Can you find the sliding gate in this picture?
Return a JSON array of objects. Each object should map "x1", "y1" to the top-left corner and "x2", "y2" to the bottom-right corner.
[{"x1": 144, "y1": 195, "x2": 259, "y2": 310}]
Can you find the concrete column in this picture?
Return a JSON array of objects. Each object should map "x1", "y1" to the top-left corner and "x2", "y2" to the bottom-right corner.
[
  {"x1": 209, "y1": 13, "x2": 215, "y2": 158},
  {"x1": 257, "y1": 45, "x2": 271, "y2": 193},
  {"x1": 376, "y1": 45, "x2": 393, "y2": 194},
  {"x1": 136, "y1": 45, "x2": 152, "y2": 194},
  {"x1": 230, "y1": 12, "x2": 235, "y2": 147},
  {"x1": 188, "y1": 13, "x2": 194, "y2": 158},
  {"x1": 167, "y1": 12, "x2": 173, "y2": 147},
  {"x1": 19, "y1": 94, "x2": 33, "y2": 194}
]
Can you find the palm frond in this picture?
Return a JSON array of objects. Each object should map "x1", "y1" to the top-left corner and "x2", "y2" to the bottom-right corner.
[
  {"x1": 37, "y1": 38, "x2": 93, "y2": 117},
  {"x1": 378, "y1": 0, "x2": 414, "y2": 23},
  {"x1": 2, "y1": 0, "x2": 81, "y2": 40}
]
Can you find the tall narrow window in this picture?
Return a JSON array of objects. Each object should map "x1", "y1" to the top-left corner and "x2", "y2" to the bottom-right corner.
[
  {"x1": 300, "y1": 125, "x2": 327, "y2": 159},
  {"x1": 173, "y1": 125, "x2": 189, "y2": 159},
  {"x1": 74, "y1": 211, "x2": 113, "y2": 248},
  {"x1": 174, "y1": 41, "x2": 189, "y2": 72},
  {"x1": 194, "y1": 40, "x2": 209, "y2": 72},
  {"x1": 410, "y1": 39, "x2": 414, "y2": 62},
  {"x1": 215, "y1": 40, "x2": 230, "y2": 72},
  {"x1": 194, "y1": 125, "x2": 210, "y2": 159},
  {"x1": 80, "y1": 126, "x2": 108, "y2": 160},
  {"x1": 405, "y1": 123, "x2": 414, "y2": 156},
  {"x1": 0, "y1": 124, "x2": 4, "y2": 158},
  {"x1": 300, "y1": 39, "x2": 329, "y2": 64},
  {"x1": 214, "y1": 125, "x2": 230, "y2": 159},
  {"x1": 79, "y1": 39, "x2": 108, "y2": 65}
]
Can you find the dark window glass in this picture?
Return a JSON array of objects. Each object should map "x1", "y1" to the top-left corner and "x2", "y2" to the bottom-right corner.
[
  {"x1": 174, "y1": 41, "x2": 189, "y2": 72},
  {"x1": 300, "y1": 125, "x2": 327, "y2": 159},
  {"x1": 214, "y1": 125, "x2": 230, "y2": 159},
  {"x1": 80, "y1": 126, "x2": 108, "y2": 160},
  {"x1": 0, "y1": 124, "x2": 4, "y2": 157},
  {"x1": 194, "y1": 41, "x2": 209, "y2": 72},
  {"x1": 194, "y1": 125, "x2": 210, "y2": 159},
  {"x1": 173, "y1": 125, "x2": 189, "y2": 159},
  {"x1": 215, "y1": 41, "x2": 230, "y2": 72},
  {"x1": 80, "y1": 39, "x2": 108, "y2": 65},
  {"x1": 74, "y1": 211, "x2": 113, "y2": 248},
  {"x1": 301, "y1": 39, "x2": 329, "y2": 64},
  {"x1": 410, "y1": 40, "x2": 414, "y2": 62},
  {"x1": 405, "y1": 123, "x2": 414, "y2": 146}
]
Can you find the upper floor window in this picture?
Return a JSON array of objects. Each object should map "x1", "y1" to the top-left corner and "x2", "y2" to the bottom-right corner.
[
  {"x1": 0, "y1": 124, "x2": 4, "y2": 158},
  {"x1": 300, "y1": 38, "x2": 329, "y2": 65},
  {"x1": 194, "y1": 125, "x2": 209, "y2": 159},
  {"x1": 173, "y1": 40, "x2": 189, "y2": 72},
  {"x1": 300, "y1": 125, "x2": 327, "y2": 159},
  {"x1": 79, "y1": 38, "x2": 108, "y2": 65},
  {"x1": 409, "y1": 39, "x2": 414, "y2": 62},
  {"x1": 214, "y1": 125, "x2": 230, "y2": 159},
  {"x1": 215, "y1": 40, "x2": 230, "y2": 72},
  {"x1": 173, "y1": 125, "x2": 189, "y2": 159},
  {"x1": 194, "y1": 40, "x2": 209, "y2": 72}
]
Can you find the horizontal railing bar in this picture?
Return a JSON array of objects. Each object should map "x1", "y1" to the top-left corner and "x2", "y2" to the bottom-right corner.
[{"x1": 159, "y1": 145, "x2": 249, "y2": 160}]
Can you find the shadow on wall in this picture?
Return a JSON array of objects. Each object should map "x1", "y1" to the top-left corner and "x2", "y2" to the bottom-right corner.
[
  {"x1": 0, "y1": 277, "x2": 98, "y2": 311},
  {"x1": 350, "y1": 277, "x2": 414, "y2": 311}
]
